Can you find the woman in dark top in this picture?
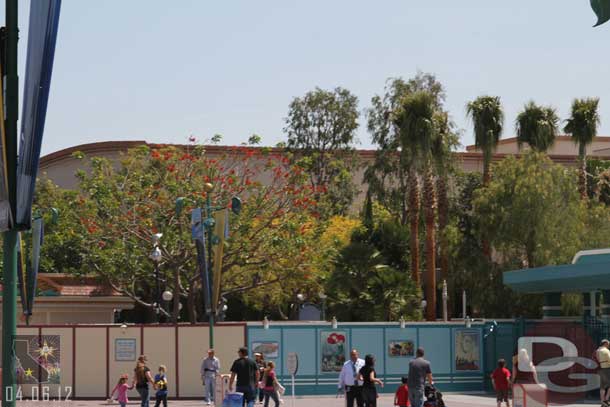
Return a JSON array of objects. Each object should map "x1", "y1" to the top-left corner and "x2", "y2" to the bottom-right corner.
[
  {"x1": 262, "y1": 361, "x2": 279, "y2": 407},
  {"x1": 358, "y1": 354, "x2": 384, "y2": 407},
  {"x1": 133, "y1": 355, "x2": 155, "y2": 407}
]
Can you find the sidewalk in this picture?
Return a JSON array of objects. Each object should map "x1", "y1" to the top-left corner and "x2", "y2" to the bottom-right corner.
[{"x1": 15, "y1": 394, "x2": 603, "y2": 407}]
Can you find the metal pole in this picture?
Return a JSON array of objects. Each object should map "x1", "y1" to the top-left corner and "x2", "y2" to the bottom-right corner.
[
  {"x1": 321, "y1": 299, "x2": 326, "y2": 321},
  {"x1": 155, "y1": 261, "x2": 160, "y2": 323},
  {"x1": 442, "y1": 280, "x2": 448, "y2": 322},
  {"x1": 2, "y1": 0, "x2": 18, "y2": 405},
  {"x1": 462, "y1": 290, "x2": 467, "y2": 320},
  {"x1": 206, "y1": 194, "x2": 214, "y2": 349}
]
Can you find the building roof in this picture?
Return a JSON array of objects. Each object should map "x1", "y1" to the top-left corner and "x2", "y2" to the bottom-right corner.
[
  {"x1": 503, "y1": 249, "x2": 610, "y2": 293},
  {"x1": 34, "y1": 273, "x2": 123, "y2": 297},
  {"x1": 38, "y1": 139, "x2": 598, "y2": 173}
]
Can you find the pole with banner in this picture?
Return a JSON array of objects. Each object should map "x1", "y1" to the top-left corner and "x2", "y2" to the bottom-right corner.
[{"x1": 286, "y1": 352, "x2": 298, "y2": 407}]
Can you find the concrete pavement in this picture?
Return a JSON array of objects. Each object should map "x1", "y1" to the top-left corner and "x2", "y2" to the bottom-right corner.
[{"x1": 14, "y1": 394, "x2": 604, "y2": 407}]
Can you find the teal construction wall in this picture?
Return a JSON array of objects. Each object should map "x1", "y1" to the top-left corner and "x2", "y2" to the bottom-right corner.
[{"x1": 247, "y1": 323, "x2": 501, "y2": 395}]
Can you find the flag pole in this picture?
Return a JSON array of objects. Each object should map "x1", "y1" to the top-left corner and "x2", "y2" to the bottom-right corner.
[{"x1": 2, "y1": 0, "x2": 18, "y2": 405}]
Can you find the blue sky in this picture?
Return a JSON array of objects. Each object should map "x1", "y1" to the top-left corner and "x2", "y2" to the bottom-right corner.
[{"x1": 9, "y1": 1, "x2": 610, "y2": 154}]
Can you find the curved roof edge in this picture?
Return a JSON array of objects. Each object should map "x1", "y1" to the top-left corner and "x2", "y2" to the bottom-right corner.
[
  {"x1": 571, "y1": 248, "x2": 610, "y2": 264},
  {"x1": 40, "y1": 140, "x2": 600, "y2": 171}
]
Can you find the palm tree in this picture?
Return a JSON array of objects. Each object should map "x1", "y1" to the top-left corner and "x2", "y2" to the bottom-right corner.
[
  {"x1": 564, "y1": 97, "x2": 600, "y2": 199},
  {"x1": 432, "y1": 111, "x2": 456, "y2": 317},
  {"x1": 466, "y1": 96, "x2": 504, "y2": 185},
  {"x1": 515, "y1": 101, "x2": 559, "y2": 152},
  {"x1": 394, "y1": 91, "x2": 438, "y2": 321}
]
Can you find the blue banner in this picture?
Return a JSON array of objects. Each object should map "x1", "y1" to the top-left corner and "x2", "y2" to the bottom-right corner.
[
  {"x1": 16, "y1": 0, "x2": 61, "y2": 228},
  {"x1": 16, "y1": 217, "x2": 44, "y2": 324}
]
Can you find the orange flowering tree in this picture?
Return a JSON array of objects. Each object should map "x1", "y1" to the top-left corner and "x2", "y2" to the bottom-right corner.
[{"x1": 37, "y1": 142, "x2": 325, "y2": 322}]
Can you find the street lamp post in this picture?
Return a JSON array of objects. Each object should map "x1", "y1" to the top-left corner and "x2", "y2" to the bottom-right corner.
[
  {"x1": 188, "y1": 183, "x2": 241, "y2": 349},
  {"x1": 150, "y1": 234, "x2": 163, "y2": 322}
]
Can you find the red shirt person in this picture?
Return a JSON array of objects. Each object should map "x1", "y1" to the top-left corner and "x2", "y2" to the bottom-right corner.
[
  {"x1": 394, "y1": 377, "x2": 410, "y2": 407},
  {"x1": 491, "y1": 359, "x2": 511, "y2": 407}
]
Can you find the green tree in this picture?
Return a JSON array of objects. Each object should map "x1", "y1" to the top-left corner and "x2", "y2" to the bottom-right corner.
[
  {"x1": 326, "y1": 215, "x2": 419, "y2": 321},
  {"x1": 393, "y1": 91, "x2": 438, "y2": 320},
  {"x1": 515, "y1": 101, "x2": 559, "y2": 152},
  {"x1": 365, "y1": 73, "x2": 447, "y2": 224},
  {"x1": 36, "y1": 144, "x2": 324, "y2": 323},
  {"x1": 466, "y1": 96, "x2": 504, "y2": 185},
  {"x1": 473, "y1": 152, "x2": 583, "y2": 268},
  {"x1": 284, "y1": 87, "x2": 359, "y2": 216},
  {"x1": 564, "y1": 97, "x2": 601, "y2": 199}
]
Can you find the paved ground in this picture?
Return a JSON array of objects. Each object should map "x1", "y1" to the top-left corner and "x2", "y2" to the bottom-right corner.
[{"x1": 13, "y1": 394, "x2": 605, "y2": 407}]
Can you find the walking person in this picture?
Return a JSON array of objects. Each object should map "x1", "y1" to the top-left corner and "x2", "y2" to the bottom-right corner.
[
  {"x1": 110, "y1": 374, "x2": 134, "y2": 407},
  {"x1": 255, "y1": 353, "x2": 266, "y2": 404},
  {"x1": 490, "y1": 359, "x2": 511, "y2": 407},
  {"x1": 261, "y1": 361, "x2": 280, "y2": 407},
  {"x1": 393, "y1": 377, "x2": 409, "y2": 407},
  {"x1": 407, "y1": 348, "x2": 433, "y2": 407},
  {"x1": 133, "y1": 355, "x2": 155, "y2": 407},
  {"x1": 511, "y1": 348, "x2": 538, "y2": 384},
  {"x1": 358, "y1": 355, "x2": 384, "y2": 407},
  {"x1": 154, "y1": 365, "x2": 168, "y2": 407},
  {"x1": 338, "y1": 349, "x2": 365, "y2": 407},
  {"x1": 229, "y1": 347, "x2": 260, "y2": 407},
  {"x1": 201, "y1": 349, "x2": 221, "y2": 405},
  {"x1": 596, "y1": 339, "x2": 610, "y2": 406}
]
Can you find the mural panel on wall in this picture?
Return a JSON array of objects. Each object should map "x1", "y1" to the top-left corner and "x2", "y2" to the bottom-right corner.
[
  {"x1": 320, "y1": 331, "x2": 346, "y2": 372},
  {"x1": 388, "y1": 340, "x2": 414, "y2": 357},
  {"x1": 14, "y1": 335, "x2": 61, "y2": 384},
  {"x1": 252, "y1": 342, "x2": 279, "y2": 359},
  {"x1": 454, "y1": 329, "x2": 481, "y2": 371}
]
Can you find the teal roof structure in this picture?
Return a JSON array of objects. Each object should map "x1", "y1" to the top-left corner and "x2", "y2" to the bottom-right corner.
[{"x1": 503, "y1": 249, "x2": 610, "y2": 293}]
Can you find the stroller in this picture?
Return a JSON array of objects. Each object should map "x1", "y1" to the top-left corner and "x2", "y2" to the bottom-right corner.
[{"x1": 423, "y1": 383, "x2": 446, "y2": 407}]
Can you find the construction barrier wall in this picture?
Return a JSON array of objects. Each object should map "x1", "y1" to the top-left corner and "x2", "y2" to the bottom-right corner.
[
  {"x1": 0, "y1": 323, "x2": 246, "y2": 400},
  {"x1": 0, "y1": 321, "x2": 517, "y2": 398}
]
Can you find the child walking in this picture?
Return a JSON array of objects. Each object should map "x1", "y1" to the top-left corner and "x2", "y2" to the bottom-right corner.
[
  {"x1": 491, "y1": 359, "x2": 511, "y2": 407},
  {"x1": 394, "y1": 376, "x2": 410, "y2": 407},
  {"x1": 154, "y1": 365, "x2": 168, "y2": 407},
  {"x1": 110, "y1": 374, "x2": 133, "y2": 407}
]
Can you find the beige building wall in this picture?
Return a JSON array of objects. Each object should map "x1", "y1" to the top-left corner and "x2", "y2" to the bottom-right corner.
[
  {"x1": 177, "y1": 324, "x2": 245, "y2": 398},
  {"x1": 108, "y1": 326, "x2": 142, "y2": 398},
  {"x1": 142, "y1": 327, "x2": 176, "y2": 398},
  {"x1": 74, "y1": 327, "x2": 107, "y2": 398},
  {"x1": 3, "y1": 324, "x2": 246, "y2": 399}
]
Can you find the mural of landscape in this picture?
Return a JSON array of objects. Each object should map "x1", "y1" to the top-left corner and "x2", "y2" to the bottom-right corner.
[{"x1": 14, "y1": 335, "x2": 61, "y2": 384}]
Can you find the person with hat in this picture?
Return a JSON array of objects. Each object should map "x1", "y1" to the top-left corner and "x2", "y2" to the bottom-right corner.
[
  {"x1": 110, "y1": 374, "x2": 133, "y2": 407},
  {"x1": 597, "y1": 339, "x2": 610, "y2": 406}
]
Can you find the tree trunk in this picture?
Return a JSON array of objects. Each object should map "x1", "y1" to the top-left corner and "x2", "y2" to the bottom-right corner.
[
  {"x1": 424, "y1": 167, "x2": 437, "y2": 321},
  {"x1": 579, "y1": 145, "x2": 587, "y2": 200},
  {"x1": 408, "y1": 169, "x2": 421, "y2": 285},
  {"x1": 483, "y1": 161, "x2": 491, "y2": 186},
  {"x1": 187, "y1": 287, "x2": 197, "y2": 324},
  {"x1": 436, "y1": 174, "x2": 450, "y2": 318},
  {"x1": 482, "y1": 158, "x2": 492, "y2": 259}
]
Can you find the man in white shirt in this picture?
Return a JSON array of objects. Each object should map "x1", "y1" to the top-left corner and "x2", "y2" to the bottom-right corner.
[
  {"x1": 338, "y1": 349, "x2": 365, "y2": 407},
  {"x1": 201, "y1": 348, "x2": 221, "y2": 405}
]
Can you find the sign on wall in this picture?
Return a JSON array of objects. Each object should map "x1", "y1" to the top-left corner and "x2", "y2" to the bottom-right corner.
[
  {"x1": 115, "y1": 338, "x2": 137, "y2": 361},
  {"x1": 454, "y1": 329, "x2": 481, "y2": 371},
  {"x1": 388, "y1": 340, "x2": 414, "y2": 358},
  {"x1": 320, "y1": 331, "x2": 346, "y2": 372},
  {"x1": 252, "y1": 342, "x2": 279, "y2": 359}
]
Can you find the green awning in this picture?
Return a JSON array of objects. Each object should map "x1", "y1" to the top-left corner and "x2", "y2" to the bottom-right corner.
[{"x1": 503, "y1": 261, "x2": 610, "y2": 293}]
